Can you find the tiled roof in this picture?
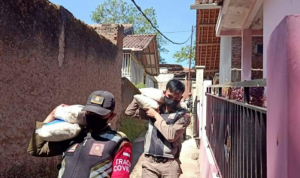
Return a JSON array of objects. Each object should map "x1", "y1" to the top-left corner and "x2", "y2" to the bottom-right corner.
[
  {"x1": 123, "y1": 34, "x2": 155, "y2": 50},
  {"x1": 195, "y1": 0, "x2": 222, "y2": 4},
  {"x1": 195, "y1": 9, "x2": 220, "y2": 78}
]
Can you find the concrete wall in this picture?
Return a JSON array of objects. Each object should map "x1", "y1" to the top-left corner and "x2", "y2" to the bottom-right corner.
[
  {"x1": 155, "y1": 73, "x2": 174, "y2": 91},
  {"x1": 199, "y1": 137, "x2": 220, "y2": 178},
  {"x1": 267, "y1": 15, "x2": 300, "y2": 178},
  {"x1": 263, "y1": 0, "x2": 300, "y2": 78},
  {"x1": 219, "y1": 37, "x2": 232, "y2": 84},
  {"x1": 0, "y1": 0, "x2": 123, "y2": 176},
  {"x1": 145, "y1": 74, "x2": 155, "y2": 88},
  {"x1": 231, "y1": 37, "x2": 263, "y2": 82},
  {"x1": 119, "y1": 78, "x2": 148, "y2": 141}
]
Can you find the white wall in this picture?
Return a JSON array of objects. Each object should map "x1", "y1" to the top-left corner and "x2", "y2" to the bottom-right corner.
[
  {"x1": 122, "y1": 53, "x2": 144, "y2": 84},
  {"x1": 154, "y1": 73, "x2": 174, "y2": 91},
  {"x1": 159, "y1": 67, "x2": 168, "y2": 74},
  {"x1": 199, "y1": 80, "x2": 212, "y2": 139},
  {"x1": 263, "y1": 0, "x2": 300, "y2": 78},
  {"x1": 219, "y1": 37, "x2": 232, "y2": 84}
]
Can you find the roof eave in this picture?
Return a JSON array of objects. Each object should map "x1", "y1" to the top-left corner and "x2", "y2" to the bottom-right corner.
[
  {"x1": 190, "y1": 3, "x2": 221, "y2": 10},
  {"x1": 122, "y1": 48, "x2": 143, "y2": 51}
]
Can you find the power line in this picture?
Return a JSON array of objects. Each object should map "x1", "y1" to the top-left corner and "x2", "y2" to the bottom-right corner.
[
  {"x1": 130, "y1": 0, "x2": 192, "y2": 45},
  {"x1": 162, "y1": 30, "x2": 191, "y2": 33}
]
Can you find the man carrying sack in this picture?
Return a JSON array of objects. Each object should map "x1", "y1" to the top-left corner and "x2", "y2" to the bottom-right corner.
[
  {"x1": 27, "y1": 90, "x2": 132, "y2": 178},
  {"x1": 125, "y1": 79, "x2": 191, "y2": 178}
]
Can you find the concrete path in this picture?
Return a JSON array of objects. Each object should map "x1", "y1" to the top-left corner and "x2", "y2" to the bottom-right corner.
[{"x1": 130, "y1": 121, "x2": 200, "y2": 178}]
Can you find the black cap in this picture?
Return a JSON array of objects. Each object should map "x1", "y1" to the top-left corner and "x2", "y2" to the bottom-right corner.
[{"x1": 82, "y1": 90, "x2": 115, "y2": 116}]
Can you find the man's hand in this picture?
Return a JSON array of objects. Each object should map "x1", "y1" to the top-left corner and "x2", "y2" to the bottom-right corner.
[
  {"x1": 43, "y1": 104, "x2": 68, "y2": 123},
  {"x1": 146, "y1": 108, "x2": 159, "y2": 119}
]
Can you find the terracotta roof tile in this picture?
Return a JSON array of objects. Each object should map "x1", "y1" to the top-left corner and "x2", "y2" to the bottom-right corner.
[
  {"x1": 195, "y1": 0, "x2": 222, "y2": 4},
  {"x1": 123, "y1": 34, "x2": 155, "y2": 50}
]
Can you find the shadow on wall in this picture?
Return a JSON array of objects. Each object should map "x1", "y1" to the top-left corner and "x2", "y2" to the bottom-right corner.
[
  {"x1": 0, "y1": 0, "x2": 123, "y2": 177},
  {"x1": 118, "y1": 78, "x2": 148, "y2": 141}
]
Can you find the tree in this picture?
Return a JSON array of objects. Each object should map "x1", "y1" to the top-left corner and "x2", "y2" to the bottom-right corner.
[
  {"x1": 91, "y1": 0, "x2": 168, "y2": 63},
  {"x1": 173, "y1": 41, "x2": 196, "y2": 66}
]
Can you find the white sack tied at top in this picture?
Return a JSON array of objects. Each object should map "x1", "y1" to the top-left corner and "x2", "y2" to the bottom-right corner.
[
  {"x1": 37, "y1": 120, "x2": 81, "y2": 142},
  {"x1": 139, "y1": 88, "x2": 164, "y2": 102},
  {"x1": 37, "y1": 104, "x2": 86, "y2": 142},
  {"x1": 54, "y1": 104, "x2": 86, "y2": 126},
  {"x1": 138, "y1": 87, "x2": 188, "y2": 110},
  {"x1": 133, "y1": 88, "x2": 163, "y2": 110}
]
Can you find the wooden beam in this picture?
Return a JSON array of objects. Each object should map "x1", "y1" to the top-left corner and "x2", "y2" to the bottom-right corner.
[
  {"x1": 142, "y1": 52, "x2": 155, "y2": 55},
  {"x1": 147, "y1": 44, "x2": 154, "y2": 75},
  {"x1": 205, "y1": 46, "x2": 207, "y2": 67},
  {"x1": 199, "y1": 24, "x2": 216, "y2": 27},
  {"x1": 153, "y1": 37, "x2": 159, "y2": 75},
  {"x1": 214, "y1": 45, "x2": 217, "y2": 69},
  {"x1": 242, "y1": 0, "x2": 264, "y2": 29},
  {"x1": 219, "y1": 29, "x2": 263, "y2": 36}
]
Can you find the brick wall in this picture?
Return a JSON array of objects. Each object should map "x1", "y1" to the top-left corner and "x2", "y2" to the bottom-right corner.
[
  {"x1": 231, "y1": 37, "x2": 263, "y2": 82},
  {"x1": 0, "y1": 0, "x2": 123, "y2": 177}
]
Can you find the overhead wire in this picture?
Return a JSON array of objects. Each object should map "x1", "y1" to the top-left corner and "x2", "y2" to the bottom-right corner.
[
  {"x1": 130, "y1": 0, "x2": 193, "y2": 45},
  {"x1": 162, "y1": 30, "x2": 192, "y2": 33}
]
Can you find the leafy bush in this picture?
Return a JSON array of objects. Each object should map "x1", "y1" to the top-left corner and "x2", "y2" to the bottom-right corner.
[
  {"x1": 119, "y1": 115, "x2": 148, "y2": 141},
  {"x1": 134, "y1": 83, "x2": 146, "y2": 89}
]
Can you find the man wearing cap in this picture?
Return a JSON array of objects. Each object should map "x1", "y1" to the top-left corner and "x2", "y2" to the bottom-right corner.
[{"x1": 27, "y1": 90, "x2": 132, "y2": 178}]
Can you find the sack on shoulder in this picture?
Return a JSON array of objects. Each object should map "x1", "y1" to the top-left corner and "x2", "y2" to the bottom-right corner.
[
  {"x1": 54, "y1": 105, "x2": 86, "y2": 126},
  {"x1": 139, "y1": 88, "x2": 164, "y2": 102},
  {"x1": 38, "y1": 120, "x2": 81, "y2": 142},
  {"x1": 134, "y1": 94, "x2": 159, "y2": 110}
]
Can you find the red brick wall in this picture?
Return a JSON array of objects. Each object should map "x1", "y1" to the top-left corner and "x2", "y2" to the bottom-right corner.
[
  {"x1": 231, "y1": 37, "x2": 263, "y2": 82},
  {"x1": 0, "y1": 0, "x2": 123, "y2": 177}
]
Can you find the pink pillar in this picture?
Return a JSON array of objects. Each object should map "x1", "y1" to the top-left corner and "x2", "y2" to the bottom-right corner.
[
  {"x1": 267, "y1": 15, "x2": 300, "y2": 178},
  {"x1": 241, "y1": 29, "x2": 252, "y2": 81}
]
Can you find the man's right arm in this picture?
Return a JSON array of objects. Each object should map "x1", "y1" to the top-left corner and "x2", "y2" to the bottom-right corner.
[
  {"x1": 27, "y1": 121, "x2": 72, "y2": 157},
  {"x1": 125, "y1": 98, "x2": 148, "y2": 120}
]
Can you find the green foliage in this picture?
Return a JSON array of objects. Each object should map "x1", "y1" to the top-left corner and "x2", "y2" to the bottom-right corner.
[
  {"x1": 173, "y1": 41, "x2": 196, "y2": 66},
  {"x1": 91, "y1": 0, "x2": 168, "y2": 63},
  {"x1": 119, "y1": 115, "x2": 148, "y2": 141},
  {"x1": 134, "y1": 83, "x2": 146, "y2": 89}
]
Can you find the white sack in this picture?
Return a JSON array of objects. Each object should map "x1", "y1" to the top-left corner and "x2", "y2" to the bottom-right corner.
[
  {"x1": 37, "y1": 120, "x2": 81, "y2": 142},
  {"x1": 139, "y1": 88, "x2": 164, "y2": 102},
  {"x1": 134, "y1": 94, "x2": 159, "y2": 110},
  {"x1": 54, "y1": 105, "x2": 86, "y2": 126}
]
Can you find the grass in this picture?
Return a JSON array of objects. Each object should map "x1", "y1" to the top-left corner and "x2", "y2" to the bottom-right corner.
[{"x1": 119, "y1": 115, "x2": 148, "y2": 142}]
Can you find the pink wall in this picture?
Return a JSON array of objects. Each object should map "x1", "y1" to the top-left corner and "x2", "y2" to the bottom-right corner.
[
  {"x1": 200, "y1": 137, "x2": 220, "y2": 178},
  {"x1": 267, "y1": 15, "x2": 300, "y2": 178},
  {"x1": 263, "y1": 0, "x2": 300, "y2": 78}
]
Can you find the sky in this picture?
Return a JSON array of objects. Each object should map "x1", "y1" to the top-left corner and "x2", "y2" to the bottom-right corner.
[{"x1": 49, "y1": 0, "x2": 196, "y2": 67}]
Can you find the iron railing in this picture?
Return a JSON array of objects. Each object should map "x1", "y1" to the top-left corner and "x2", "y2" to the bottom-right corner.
[{"x1": 206, "y1": 79, "x2": 267, "y2": 178}]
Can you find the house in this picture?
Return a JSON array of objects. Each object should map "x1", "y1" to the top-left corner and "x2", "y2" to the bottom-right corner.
[
  {"x1": 191, "y1": 0, "x2": 300, "y2": 178},
  {"x1": 122, "y1": 34, "x2": 159, "y2": 88},
  {"x1": 155, "y1": 64, "x2": 196, "y2": 100},
  {"x1": 89, "y1": 24, "x2": 159, "y2": 88},
  {"x1": 122, "y1": 24, "x2": 134, "y2": 36}
]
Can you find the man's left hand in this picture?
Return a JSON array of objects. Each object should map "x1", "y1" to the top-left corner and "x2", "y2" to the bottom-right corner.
[{"x1": 146, "y1": 108, "x2": 159, "y2": 118}]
